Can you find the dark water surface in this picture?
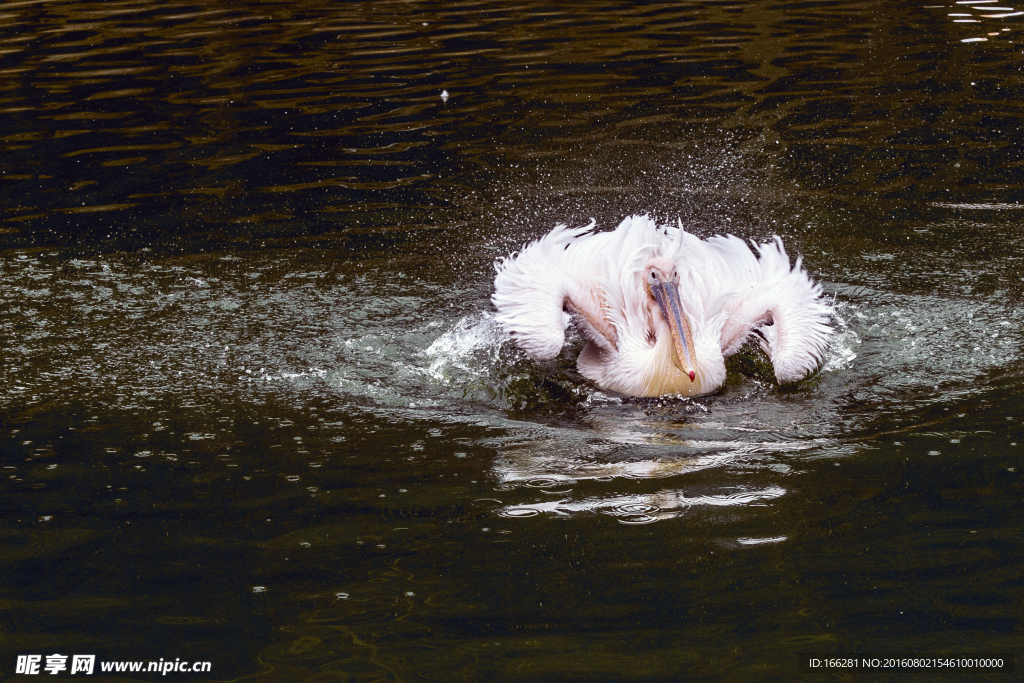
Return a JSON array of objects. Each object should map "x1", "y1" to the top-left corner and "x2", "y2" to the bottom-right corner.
[{"x1": 2, "y1": 0, "x2": 1023, "y2": 680}]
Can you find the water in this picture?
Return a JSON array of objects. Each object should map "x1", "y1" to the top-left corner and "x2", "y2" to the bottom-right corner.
[{"x1": 2, "y1": 1, "x2": 1023, "y2": 680}]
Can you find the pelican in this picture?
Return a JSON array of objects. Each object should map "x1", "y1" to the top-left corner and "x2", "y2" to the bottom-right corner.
[{"x1": 492, "y1": 215, "x2": 832, "y2": 397}]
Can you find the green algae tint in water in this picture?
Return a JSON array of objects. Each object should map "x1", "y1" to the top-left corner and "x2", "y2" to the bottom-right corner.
[{"x1": 2, "y1": 0, "x2": 1023, "y2": 681}]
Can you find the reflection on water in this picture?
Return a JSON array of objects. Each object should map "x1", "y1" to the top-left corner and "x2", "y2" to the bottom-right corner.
[
  {"x1": 937, "y1": 0, "x2": 1024, "y2": 41},
  {"x1": 498, "y1": 484, "x2": 788, "y2": 525},
  {"x1": 3, "y1": 0, "x2": 1024, "y2": 680},
  {"x1": 2, "y1": 0, "x2": 1024, "y2": 250}
]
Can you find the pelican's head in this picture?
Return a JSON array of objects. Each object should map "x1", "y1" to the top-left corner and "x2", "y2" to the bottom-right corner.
[{"x1": 644, "y1": 257, "x2": 697, "y2": 382}]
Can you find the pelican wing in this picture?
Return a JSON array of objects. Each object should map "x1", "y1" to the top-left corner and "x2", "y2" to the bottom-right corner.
[
  {"x1": 743, "y1": 237, "x2": 832, "y2": 383},
  {"x1": 493, "y1": 221, "x2": 618, "y2": 361},
  {"x1": 669, "y1": 231, "x2": 830, "y2": 383}
]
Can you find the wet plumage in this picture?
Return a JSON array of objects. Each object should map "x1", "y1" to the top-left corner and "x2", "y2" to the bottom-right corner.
[{"x1": 492, "y1": 215, "x2": 832, "y2": 397}]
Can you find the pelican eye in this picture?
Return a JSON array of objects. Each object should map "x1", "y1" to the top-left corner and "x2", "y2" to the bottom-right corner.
[{"x1": 648, "y1": 270, "x2": 659, "y2": 285}]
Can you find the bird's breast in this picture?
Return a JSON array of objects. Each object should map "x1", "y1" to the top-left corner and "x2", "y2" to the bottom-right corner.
[{"x1": 578, "y1": 331, "x2": 704, "y2": 397}]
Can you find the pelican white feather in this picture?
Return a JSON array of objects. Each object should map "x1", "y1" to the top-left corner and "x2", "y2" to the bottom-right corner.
[{"x1": 492, "y1": 215, "x2": 832, "y2": 397}]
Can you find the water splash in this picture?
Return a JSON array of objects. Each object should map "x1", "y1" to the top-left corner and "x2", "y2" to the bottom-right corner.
[
  {"x1": 423, "y1": 313, "x2": 506, "y2": 385},
  {"x1": 824, "y1": 299, "x2": 860, "y2": 372}
]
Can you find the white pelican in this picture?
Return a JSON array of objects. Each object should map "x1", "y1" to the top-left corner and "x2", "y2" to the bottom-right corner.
[{"x1": 492, "y1": 215, "x2": 832, "y2": 397}]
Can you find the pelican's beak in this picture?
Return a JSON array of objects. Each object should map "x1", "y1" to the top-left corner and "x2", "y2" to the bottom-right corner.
[{"x1": 652, "y1": 281, "x2": 697, "y2": 382}]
